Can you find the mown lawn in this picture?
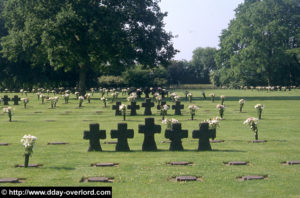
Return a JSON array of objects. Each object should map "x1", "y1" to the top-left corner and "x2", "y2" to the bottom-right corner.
[{"x1": 1, "y1": 89, "x2": 300, "y2": 198}]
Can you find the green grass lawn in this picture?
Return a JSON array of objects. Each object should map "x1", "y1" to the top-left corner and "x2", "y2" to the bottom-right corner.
[{"x1": 1, "y1": 89, "x2": 300, "y2": 198}]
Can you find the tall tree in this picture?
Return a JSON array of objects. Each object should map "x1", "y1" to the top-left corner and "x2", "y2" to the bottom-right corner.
[
  {"x1": 1, "y1": 0, "x2": 176, "y2": 94},
  {"x1": 215, "y1": 0, "x2": 300, "y2": 87}
]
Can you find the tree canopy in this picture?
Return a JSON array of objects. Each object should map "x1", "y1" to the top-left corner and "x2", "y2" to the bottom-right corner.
[
  {"x1": 1, "y1": 0, "x2": 176, "y2": 92},
  {"x1": 214, "y1": 0, "x2": 300, "y2": 87}
]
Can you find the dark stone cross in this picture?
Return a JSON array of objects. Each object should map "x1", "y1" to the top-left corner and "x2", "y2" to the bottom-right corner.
[
  {"x1": 3, "y1": 95, "x2": 10, "y2": 105},
  {"x1": 83, "y1": 123, "x2": 106, "y2": 152},
  {"x1": 192, "y1": 122, "x2": 213, "y2": 151},
  {"x1": 112, "y1": 102, "x2": 122, "y2": 116},
  {"x1": 165, "y1": 123, "x2": 188, "y2": 151},
  {"x1": 172, "y1": 101, "x2": 184, "y2": 115},
  {"x1": 144, "y1": 88, "x2": 151, "y2": 98},
  {"x1": 138, "y1": 118, "x2": 161, "y2": 151},
  {"x1": 157, "y1": 101, "x2": 167, "y2": 110},
  {"x1": 142, "y1": 98, "x2": 154, "y2": 115},
  {"x1": 12, "y1": 95, "x2": 21, "y2": 105},
  {"x1": 111, "y1": 123, "x2": 134, "y2": 151},
  {"x1": 127, "y1": 102, "x2": 140, "y2": 116}
]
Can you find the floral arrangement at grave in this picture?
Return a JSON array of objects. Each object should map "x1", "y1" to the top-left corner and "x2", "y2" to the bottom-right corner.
[
  {"x1": 85, "y1": 93, "x2": 91, "y2": 103},
  {"x1": 254, "y1": 104, "x2": 264, "y2": 119},
  {"x1": 122, "y1": 88, "x2": 127, "y2": 96},
  {"x1": 220, "y1": 95, "x2": 225, "y2": 105},
  {"x1": 51, "y1": 90, "x2": 56, "y2": 95},
  {"x1": 20, "y1": 89, "x2": 24, "y2": 95},
  {"x1": 111, "y1": 92, "x2": 119, "y2": 103},
  {"x1": 62, "y1": 94, "x2": 70, "y2": 104},
  {"x1": 36, "y1": 92, "x2": 41, "y2": 101},
  {"x1": 209, "y1": 93, "x2": 215, "y2": 102},
  {"x1": 3, "y1": 106, "x2": 13, "y2": 122},
  {"x1": 185, "y1": 90, "x2": 189, "y2": 100},
  {"x1": 136, "y1": 88, "x2": 142, "y2": 98},
  {"x1": 21, "y1": 98, "x2": 29, "y2": 109},
  {"x1": 74, "y1": 92, "x2": 80, "y2": 99},
  {"x1": 188, "y1": 104, "x2": 199, "y2": 120},
  {"x1": 46, "y1": 89, "x2": 50, "y2": 95},
  {"x1": 90, "y1": 88, "x2": 95, "y2": 96},
  {"x1": 78, "y1": 96, "x2": 84, "y2": 107},
  {"x1": 100, "y1": 97, "x2": 107, "y2": 107},
  {"x1": 161, "y1": 104, "x2": 169, "y2": 120},
  {"x1": 162, "y1": 118, "x2": 179, "y2": 129},
  {"x1": 174, "y1": 95, "x2": 180, "y2": 102},
  {"x1": 24, "y1": 91, "x2": 28, "y2": 96},
  {"x1": 205, "y1": 117, "x2": 221, "y2": 140},
  {"x1": 0, "y1": 98, "x2": 2, "y2": 105},
  {"x1": 243, "y1": 117, "x2": 259, "y2": 140},
  {"x1": 65, "y1": 90, "x2": 71, "y2": 94},
  {"x1": 170, "y1": 92, "x2": 177, "y2": 102},
  {"x1": 48, "y1": 97, "x2": 59, "y2": 108},
  {"x1": 20, "y1": 134, "x2": 37, "y2": 168},
  {"x1": 216, "y1": 104, "x2": 225, "y2": 118},
  {"x1": 127, "y1": 93, "x2": 137, "y2": 102},
  {"x1": 155, "y1": 94, "x2": 162, "y2": 105},
  {"x1": 119, "y1": 104, "x2": 127, "y2": 121},
  {"x1": 187, "y1": 93, "x2": 192, "y2": 102},
  {"x1": 239, "y1": 99, "x2": 245, "y2": 112},
  {"x1": 40, "y1": 94, "x2": 46, "y2": 104}
]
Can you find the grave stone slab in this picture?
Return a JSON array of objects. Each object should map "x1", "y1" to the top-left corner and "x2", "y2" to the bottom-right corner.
[
  {"x1": 111, "y1": 123, "x2": 134, "y2": 151},
  {"x1": 0, "y1": 143, "x2": 9, "y2": 146},
  {"x1": 86, "y1": 177, "x2": 113, "y2": 183},
  {"x1": 47, "y1": 142, "x2": 68, "y2": 145},
  {"x1": 251, "y1": 140, "x2": 267, "y2": 143},
  {"x1": 169, "y1": 161, "x2": 193, "y2": 166},
  {"x1": 165, "y1": 123, "x2": 188, "y2": 151},
  {"x1": 83, "y1": 123, "x2": 106, "y2": 152},
  {"x1": 138, "y1": 118, "x2": 161, "y2": 151},
  {"x1": 112, "y1": 102, "x2": 122, "y2": 116},
  {"x1": 127, "y1": 102, "x2": 140, "y2": 116},
  {"x1": 12, "y1": 95, "x2": 21, "y2": 105},
  {"x1": 15, "y1": 164, "x2": 42, "y2": 168},
  {"x1": 2, "y1": 95, "x2": 10, "y2": 105},
  {"x1": 192, "y1": 122, "x2": 213, "y2": 151},
  {"x1": 176, "y1": 176, "x2": 198, "y2": 182},
  {"x1": 226, "y1": 161, "x2": 248, "y2": 166},
  {"x1": 238, "y1": 175, "x2": 266, "y2": 181},
  {"x1": 0, "y1": 178, "x2": 20, "y2": 183},
  {"x1": 172, "y1": 101, "x2": 184, "y2": 115},
  {"x1": 91, "y1": 163, "x2": 119, "y2": 167},
  {"x1": 286, "y1": 161, "x2": 300, "y2": 165},
  {"x1": 142, "y1": 98, "x2": 154, "y2": 115}
]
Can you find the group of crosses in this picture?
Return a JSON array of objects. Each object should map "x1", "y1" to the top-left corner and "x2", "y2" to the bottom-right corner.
[
  {"x1": 83, "y1": 118, "x2": 213, "y2": 152},
  {"x1": 1, "y1": 95, "x2": 20, "y2": 105},
  {"x1": 113, "y1": 99, "x2": 184, "y2": 116}
]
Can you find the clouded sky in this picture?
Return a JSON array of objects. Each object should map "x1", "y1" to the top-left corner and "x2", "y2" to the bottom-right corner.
[{"x1": 159, "y1": 0, "x2": 244, "y2": 61}]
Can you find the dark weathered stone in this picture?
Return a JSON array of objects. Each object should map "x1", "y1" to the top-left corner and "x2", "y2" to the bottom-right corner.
[
  {"x1": 192, "y1": 122, "x2": 213, "y2": 151},
  {"x1": 47, "y1": 142, "x2": 68, "y2": 145},
  {"x1": 227, "y1": 161, "x2": 248, "y2": 166},
  {"x1": 16, "y1": 164, "x2": 42, "y2": 168},
  {"x1": 138, "y1": 118, "x2": 161, "y2": 151},
  {"x1": 239, "y1": 175, "x2": 265, "y2": 181},
  {"x1": 142, "y1": 98, "x2": 154, "y2": 115},
  {"x1": 83, "y1": 123, "x2": 106, "y2": 152},
  {"x1": 0, "y1": 143, "x2": 9, "y2": 146},
  {"x1": 127, "y1": 102, "x2": 140, "y2": 116},
  {"x1": 287, "y1": 161, "x2": 300, "y2": 165},
  {"x1": 111, "y1": 123, "x2": 134, "y2": 151},
  {"x1": 165, "y1": 123, "x2": 188, "y2": 151},
  {"x1": 251, "y1": 140, "x2": 267, "y2": 143},
  {"x1": 87, "y1": 177, "x2": 110, "y2": 182},
  {"x1": 94, "y1": 163, "x2": 118, "y2": 167},
  {"x1": 12, "y1": 95, "x2": 21, "y2": 105},
  {"x1": 0, "y1": 178, "x2": 19, "y2": 183},
  {"x1": 172, "y1": 101, "x2": 184, "y2": 115},
  {"x1": 2, "y1": 95, "x2": 10, "y2": 105},
  {"x1": 112, "y1": 102, "x2": 122, "y2": 116},
  {"x1": 176, "y1": 176, "x2": 197, "y2": 182}
]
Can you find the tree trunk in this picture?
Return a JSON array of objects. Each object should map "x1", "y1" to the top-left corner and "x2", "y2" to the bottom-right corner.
[{"x1": 79, "y1": 65, "x2": 87, "y2": 96}]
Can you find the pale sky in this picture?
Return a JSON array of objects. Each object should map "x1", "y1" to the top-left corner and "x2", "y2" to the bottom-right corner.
[{"x1": 159, "y1": 0, "x2": 244, "y2": 61}]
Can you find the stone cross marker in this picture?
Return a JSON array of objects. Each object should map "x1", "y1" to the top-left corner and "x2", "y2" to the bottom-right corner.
[
  {"x1": 192, "y1": 122, "x2": 212, "y2": 151},
  {"x1": 138, "y1": 118, "x2": 161, "y2": 151},
  {"x1": 3, "y1": 95, "x2": 10, "y2": 105},
  {"x1": 111, "y1": 123, "x2": 134, "y2": 151},
  {"x1": 12, "y1": 95, "x2": 21, "y2": 105},
  {"x1": 112, "y1": 102, "x2": 122, "y2": 116},
  {"x1": 127, "y1": 102, "x2": 140, "y2": 116},
  {"x1": 172, "y1": 101, "x2": 184, "y2": 115},
  {"x1": 144, "y1": 88, "x2": 151, "y2": 98},
  {"x1": 83, "y1": 123, "x2": 106, "y2": 152},
  {"x1": 142, "y1": 98, "x2": 154, "y2": 115},
  {"x1": 165, "y1": 123, "x2": 188, "y2": 151}
]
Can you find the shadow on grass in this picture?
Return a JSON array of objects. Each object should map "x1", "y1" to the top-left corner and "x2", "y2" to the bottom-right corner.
[{"x1": 45, "y1": 166, "x2": 76, "y2": 171}]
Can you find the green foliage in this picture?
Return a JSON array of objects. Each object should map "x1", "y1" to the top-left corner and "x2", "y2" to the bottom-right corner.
[
  {"x1": 215, "y1": 0, "x2": 300, "y2": 86},
  {"x1": 98, "y1": 75, "x2": 125, "y2": 88}
]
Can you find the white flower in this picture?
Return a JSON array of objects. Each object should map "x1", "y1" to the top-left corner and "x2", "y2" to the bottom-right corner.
[
  {"x1": 187, "y1": 93, "x2": 192, "y2": 97},
  {"x1": 162, "y1": 118, "x2": 179, "y2": 125},
  {"x1": 174, "y1": 95, "x2": 180, "y2": 101},
  {"x1": 119, "y1": 104, "x2": 126, "y2": 111},
  {"x1": 209, "y1": 93, "x2": 215, "y2": 97},
  {"x1": 21, "y1": 98, "x2": 29, "y2": 103},
  {"x1": 20, "y1": 134, "x2": 37, "y2": 148},
  {"x1": 239, "y1": 99, "x2": 245, "y2": 104},
  {"x1": 188, "y1": 104, "x2": 199, "y2": 110},
  {"x1": 216, "y1": 104, "x2": 225, "y2": 110},
  {"x1": 78, "y1": 96, "x2": 84, "y2": 100},
  {"x1": 254, "y1": 104, "x2": 264, "y2": 109},
  {"x1": 162, "y1": 104, "x2": 169, "y2": 111},
  {"x1": 100, "y1": 97, "x2": 107, "y2": 101},
  {"x1": 3, "y1": 106, "x2": 12, "y2": 113},
  {"x1": 220, "y1": 95, "x2": 225, "y2": 99},
  {"x1": 85, "y1": 93, "x2": 91, "y2": 98}
]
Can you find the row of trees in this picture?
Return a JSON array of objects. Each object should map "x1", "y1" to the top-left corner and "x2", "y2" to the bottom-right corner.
[{"x1": 1, "y1": 0, "x2": 299, "y2": 89}]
